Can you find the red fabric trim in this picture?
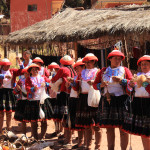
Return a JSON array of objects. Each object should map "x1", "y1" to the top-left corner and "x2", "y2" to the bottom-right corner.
[{"x1": 121, "y1": 128, "x2": 150, "y2": 138}]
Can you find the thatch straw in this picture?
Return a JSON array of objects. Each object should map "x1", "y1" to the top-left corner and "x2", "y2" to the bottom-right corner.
[{"x1": 6, "y1": 5, "x2": 150, "y2": 45}]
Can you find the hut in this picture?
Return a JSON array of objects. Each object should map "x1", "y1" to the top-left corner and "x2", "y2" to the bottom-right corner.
[{"x1": 5, "y1": 4, "x2": 150, "y2": 70}]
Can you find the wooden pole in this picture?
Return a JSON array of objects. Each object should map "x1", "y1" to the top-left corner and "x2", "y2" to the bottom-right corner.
[{"x1": 74, "y1": 42, "x2": 78, "y2": 61}]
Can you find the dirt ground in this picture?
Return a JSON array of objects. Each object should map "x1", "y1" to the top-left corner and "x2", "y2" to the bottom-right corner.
[{"x1": 1, "y1": 112, "x2": 144, "y2": 150}]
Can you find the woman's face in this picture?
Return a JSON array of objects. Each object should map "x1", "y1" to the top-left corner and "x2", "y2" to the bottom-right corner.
[
  {"x1": 2, "y1": 65, "x2": 10, "y2": 71},
  {"x1": 84, "y1": 60, "x2": 95, "y2": 69},
  {"x1": 30, "y1": 67, "x2": 39, "y2": 76},
  {"x1": 140, "y1": 61, "x2": 150, "y2": 73},
  {"x1": 55, "y1": 68, "x2": 59, "y2": 73},
  {"x1": 110, "y1": 56, "x2": 122, "y2": 68},
  {"x1": 23, "y1": 52, "x2": 30, "y2": 60},
  {"x1": 75, "y1": 65, "x2": 84, "y2": 75}
]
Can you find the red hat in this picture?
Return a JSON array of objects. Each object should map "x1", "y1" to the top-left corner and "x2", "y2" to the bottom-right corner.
[
  {"x1": 74, "y1": 59, "x2": 85, "y2": 68},
  {"x1": 0, "y1": 58, "x2": 12, "y2": 66},
  {"x1": 137, "y1": 55, "x2": 150, "y2": 66},
  {"x1": 48, "y1": 62, "x2": 60, "y2": 69},
  {"x1": 32, "y1": 57, "x2": 44, "y2": 64},
  {"x1": 82, "y1": 53, "x2": 98, "y2": 62},
  {"x1": 107, "y1": 50, "x2": 125, "y2": 60},
  {"x1": 60, "y1": 55, "x2": 74, "y2": 65},
  {"x1": 27, "y1": 63, "x2": 41, "y2": 73}
]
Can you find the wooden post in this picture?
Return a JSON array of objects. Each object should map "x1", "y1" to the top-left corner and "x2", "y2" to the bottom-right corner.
[
  {"x1": 16, "y1": 45, "x2": 19, "y2": 65},
  {"x1": 121, "y1": 35, "x2": 129, "y2": 68},
  {"x1": 4, "y1": 45, "x2": 7, "y2": 58},
  {"x1": 74, "y1": 42, "x2": 78, "y2": 61}
]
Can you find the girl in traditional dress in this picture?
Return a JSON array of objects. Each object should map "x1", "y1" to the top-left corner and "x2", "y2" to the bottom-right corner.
[
  {"x1": 32, "y1": 57, "x2": 49, "y2": 78},
  {"x1": 14, "y1": 67, "x2": 29, "y2": 135},
  {"x1": 65, "y1": 58, "x2": 85, "y2": 149},
  {"x1": 123, "y1": 55, "x2": 150, "y2": 150},
  {"x1": 73, "y1": 53, "x2": 102, "y2": 150},
  {"x1": 47, "y1": 62, "x2": 60, "y2": 137},
  {"x1": 25, "y1": 63, "x2": 53, "y2": 141},
  {"x1": 0, "y1": 58, "x2": 22, "y2": 134},
  {"x1": 50, "y1": 55, "x2": 76, "y2": 144},
  {"x1": 93, "y1": 50, "x2": 133, "y2": 150}
]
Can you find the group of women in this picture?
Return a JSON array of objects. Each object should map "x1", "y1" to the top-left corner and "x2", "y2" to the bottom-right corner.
[{"x1": 0, "y1": 49, "x2": 149, "y2": 150}]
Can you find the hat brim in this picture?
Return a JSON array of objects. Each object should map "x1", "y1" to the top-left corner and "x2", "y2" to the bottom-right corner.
[
  {"x1": 82, "y1": 56, "x2": 98, "y2": 62},
  {"x1": 60, "y1": 58, "x2": 74, "y2": 65},
  {"x1": 0, "y1": 62, "x2": 12, "y2": 66},
  {"x1": 48, "y1": 65, "x2": 60, "y2": 69},
  {"x1": 27, "y1": 64, "x2": 41, "y2": 73},
  {"x1": 32, "y1": 59, "x2": 44, "y2": 64},
  {"x1": 107, "y1": 52, "x2": 125, "y2": 60},
  {"x1": 74, "y1": 62, "x2": 85, "y2": 68},
  {"x1": 137, "y1": 57, "x2": 150, "y2": 66}
]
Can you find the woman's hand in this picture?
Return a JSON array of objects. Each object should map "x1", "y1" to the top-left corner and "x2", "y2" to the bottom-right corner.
[
  {"x1": 34, "y1": 85, "x2": 38, "y2": 92},
  {"x1": 129, "y1": 79, "x2": 135, "y2": 88},
  {"x1": 67, "y1": 77, "x2": 74, "y2": 83},
  {"x1": 5, "y1": 75, "x2": 12, "y2": 79},
  {"x1": 41, "y1": 82, "x2": 45, "y2": 87},
  {"x1": 112, "y1": 76, "x2": 122, "y2": 83},
  {"x1": 100, "y1": 81, "x2": 108, "y2": 88},
  {"x1": 87, "y1": 80, "x2": 94, "y2": 85},
  {"x1": 16, "y1": 84, "x2": 21, "y2": 91}
]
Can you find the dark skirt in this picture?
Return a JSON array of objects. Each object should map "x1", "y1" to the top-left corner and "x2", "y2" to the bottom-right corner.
[
  {"x1": 97, "y1": 94, "x2": 129, "y2": 128},
  {"x1": 23, "y1": 98, "x2": 53, "y2": 122},
  {"x1": 52, "y1": 92, "x2": 69, "y2": 121},
  {"x1": 14, "y1": 99, "x2": 28, "y2": 122},
  {"x1": 0, "y1": 88, "x2": 16, "y2": 112},
  {"x1": 122, "y1": 97, "x2": 150, "y2": 138},
  {"x1": 65, "y1": 97, "x2": 84, "y2": 131},
  {"x1": 75, "y1": 94, "x2": 98, "y2": 128}
]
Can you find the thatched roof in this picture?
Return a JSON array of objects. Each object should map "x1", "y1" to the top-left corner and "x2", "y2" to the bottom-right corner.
[{"x1": 6, "y1": 5, "x2": 150, "y2": 45}]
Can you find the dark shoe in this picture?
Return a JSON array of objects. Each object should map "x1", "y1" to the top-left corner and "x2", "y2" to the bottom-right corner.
[
  {"x1": 72, "y1": 144, "x2": 85, "y2": 149},
  {"x1": 50, "y1": 132, "x2": 57, "y2": 137},
  {"x1": 40, "y1": 138, "x2": 45, "y2": 143}
]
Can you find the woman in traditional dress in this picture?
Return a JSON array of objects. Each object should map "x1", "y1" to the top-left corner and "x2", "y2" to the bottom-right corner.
[
  {"x1": 93, "y1": 50, "x2": 133, "y2": 150},
  {"x1": 48, "y1": 62, "x2": 61, "y2": 137},
  {"x1": 25, "y1": 63, "x2": 53, "y2": 141},
  {"x1": 50, "y1": 55, "x2": 76, "y2": 144},
  {"x1": 14, "y1": 67, "x2": 29, "y2": 135},
  {"x1": 123, "y1": 55, "x2": 150, "y2": 150},
  {"x1": 73, "y1": 53, "x2": 102, "y2": 150},
  {"x1": 0, "y1": 58, "x2": 22, "y2": 134}
]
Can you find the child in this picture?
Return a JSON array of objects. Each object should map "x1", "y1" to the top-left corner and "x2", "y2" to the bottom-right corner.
[
  {"x1": 14, "y1": 67, "x2": 29, "y2": 135},
  {"x1": 24, "y1": 63, "x2": 53, "y2": 141}
]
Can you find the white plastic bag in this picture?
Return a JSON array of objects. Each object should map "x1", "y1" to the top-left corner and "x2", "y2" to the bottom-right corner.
[
  {"x1": 50, "y1": 78, "x2": 63, "y2": 93},
  {"x1": 39, "y1": 106, "x2": 45, "y2": 119},
  {"x1": 88, "y1": 86, "x2": 101, "y2": 107},
  {"x1": 40, "y1": 87, "x2": 50, "y2": 104}
]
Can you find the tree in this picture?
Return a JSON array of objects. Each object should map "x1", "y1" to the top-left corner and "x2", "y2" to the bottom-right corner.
[
  {"x1": 0, "y1": 0, "x2": 10, "y2": 18},
  {"x1": 63, "y1": 0, "x2": 92, "y2": 9}
]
